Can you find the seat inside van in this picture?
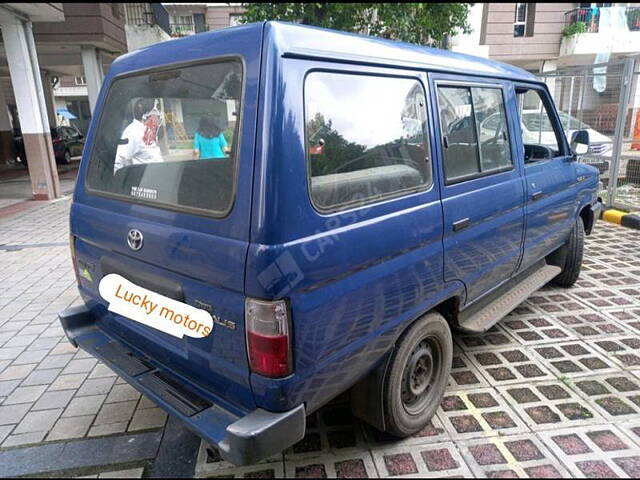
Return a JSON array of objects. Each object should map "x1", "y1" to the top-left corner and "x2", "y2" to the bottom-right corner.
[
  {"x1": 111, "y1": 159, "x2": 234, "y2": 212},
  {"x1": 311, "y1": 164, "x2": 424, "y2": 209}
]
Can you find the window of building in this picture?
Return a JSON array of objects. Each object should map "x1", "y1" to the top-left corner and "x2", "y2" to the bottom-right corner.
[
  {"x1": 514, "y1": 3, "x2": 536, "y2": 37},
  {"x1": 304, "y1": 72, "x2": 432, "y2": 212},
  {"x1": 74, "y1": 76, "x2": 87, "y2": 86},
  {"x1": 171, "y1": 15, "x2": 193, "y2": 25},
  {"x1": 437, "y1": 85, "x2": 512, "y2": 184}
]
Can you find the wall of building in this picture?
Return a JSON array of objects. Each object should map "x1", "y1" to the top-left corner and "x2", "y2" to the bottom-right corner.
[
  {"x1": 124, "y1": 23, "x2": 171, "y2": 51},
  {"x1": 205, "y1": 4, "x2": 244, "y2": 31},
  {"x1": 32, "y1": 3, "x2": 126, "y2": 52},
  {"x1": 481, "y1": 2, "x2": 576, "y2": 69}
]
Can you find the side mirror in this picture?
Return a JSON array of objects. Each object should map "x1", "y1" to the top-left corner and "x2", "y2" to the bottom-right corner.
[{"x1": 570, "y1": 129, "x2": 589, "y2": 156}]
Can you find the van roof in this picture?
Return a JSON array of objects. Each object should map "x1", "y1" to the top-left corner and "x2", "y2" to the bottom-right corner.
[{"x1": 111, "y1": 21, "x2": 539, "y2": 83}]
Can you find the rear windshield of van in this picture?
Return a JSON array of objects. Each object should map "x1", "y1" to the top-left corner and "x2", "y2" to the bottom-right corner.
[{"x1": 85, "y1": 60, "x2": 243, "y2": 216}]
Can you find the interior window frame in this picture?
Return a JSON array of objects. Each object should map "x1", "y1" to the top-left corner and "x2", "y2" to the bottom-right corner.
[
  {"x1": 302, "y1": 68, "x2": 434, "y2": 214},
  {"x1": 514, "y1": 82, "x2": 570, "y2": 165},
  {"x1": 434, "y1": 80, "x2": 514, "y2": 186}
]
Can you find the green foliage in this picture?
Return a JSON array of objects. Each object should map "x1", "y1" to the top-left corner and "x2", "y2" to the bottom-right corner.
[
  {"x1": 562, "y1": 21, "x2": 587, "y2": 37},
  {"x1": 307, "y1": 112, "x2": 366, "y2": 176},
  {"x1": 238, "y1": 3, "x2": 472, "y2": 46}
]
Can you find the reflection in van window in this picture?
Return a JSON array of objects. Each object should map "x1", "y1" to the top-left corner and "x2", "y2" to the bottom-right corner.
[
  {"x1": 304, "y1": 72, "x2": 431, "y2": 212},
  {"x1": 437, "y1": 87, "x2": 480, "y2": 181},
  {"x1": 437, "y1": 85, "x2": 512, "y2": 183},
  {"x1": 516, "y1": 89, "x2": 561, "y2": 162},
  {"x1": 86, "y1": 60, "x2": 242, "y2": 215}
]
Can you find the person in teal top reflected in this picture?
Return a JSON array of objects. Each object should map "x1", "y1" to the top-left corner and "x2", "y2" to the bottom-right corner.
[{"x1": 193, "y1": 116, "x2": 229, "y2": 160}]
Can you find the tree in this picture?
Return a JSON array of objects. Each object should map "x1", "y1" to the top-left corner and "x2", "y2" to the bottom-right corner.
[{"x1": 238, "y1": 3, "x2": 472, "y2": 46}]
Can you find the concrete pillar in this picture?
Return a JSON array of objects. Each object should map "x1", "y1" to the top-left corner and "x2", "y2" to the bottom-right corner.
[
  {"x1": 0, "y1": 82, "x2": 16, "y2": 164},
  {"x1": 0, "y1": 14, "x2": 60, "y2": 200},
  {"x1": 81, "y1": 45, "x2": 104, "y2": 114},
  {"x1": 40, "y1": 71, "x2": 58, "y2": 128},
  {"x1": 540, "y1": 60, "x2": 558, "y2": 103}
]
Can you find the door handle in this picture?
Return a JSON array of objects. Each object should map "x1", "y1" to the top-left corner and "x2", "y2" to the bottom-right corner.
[
  {"x1": 452, "y1": 217, "x2": 470, "y2": 232},
  {"x1": 531, "y1": 191, "x2": 543, "y2": 201}
]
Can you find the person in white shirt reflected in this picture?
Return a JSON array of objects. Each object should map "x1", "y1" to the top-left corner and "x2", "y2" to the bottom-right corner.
[{"x1": 114, "y1": 98, "x2": 163, "y2": 173}]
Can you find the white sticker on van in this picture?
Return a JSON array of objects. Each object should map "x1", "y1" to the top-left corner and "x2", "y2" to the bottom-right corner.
[{"x1": 99, "y1": 273, "x2": 213, "y2": 339}]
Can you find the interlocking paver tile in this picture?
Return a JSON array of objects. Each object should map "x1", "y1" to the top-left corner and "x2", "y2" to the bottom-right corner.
[
  {"x1": 437, "y1": 388, "x2": 529, "y2": 440},
  {"x1": 538, "y1": 425, "x2": 640, "y2": 477},
  {"x1": 283, "y1": 403, "x2": 369, "y2": 461},
  {"x1": 498, "y1": 381, "x2": 603, "y2": 431},
  {"x1": 454, "y1": 324, "x2": 519, "y2": 352},
  {"x1": 370, "y1": 442, "x2": 473, "y2": 477},
  {"x1": 589, "y1": 336, "x2": 640, "y2": 371},
  {"x1": 459, "y1": 433, "x2": 570, "y2": 477},
  {"x1": 608, "y1": 309, "x2": 640, "y2": 335},
  {"x1": 467, "y1": 347, "x2": 554, "y2": 386},
  {"x1": 530, "y1": 341, "x2": 618, "y2": 378},
  {"x1": 46, "y1": 414, "x2": 94, "y2": 441},
  {"x1": 555, "y1": 310, "x2": 631, "y2": 338},
  {"x1": 195, "y1": 439, "x2": 283, "y2": 477},
  {"x1": 567, "y1": 373, "x2": 640, "y2": 421},
  {"x1": 446, "y1": 350, "x2": 490, "y2": 391}
]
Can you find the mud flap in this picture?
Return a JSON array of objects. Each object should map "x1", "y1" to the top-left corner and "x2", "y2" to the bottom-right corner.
[{"x1": 349, "y1": 350, "x2": 393, "y2": 432}]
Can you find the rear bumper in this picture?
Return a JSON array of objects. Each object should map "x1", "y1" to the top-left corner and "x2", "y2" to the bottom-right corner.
[{"x1": 58, "y1": 304, "x2": 305, "y2": 466}]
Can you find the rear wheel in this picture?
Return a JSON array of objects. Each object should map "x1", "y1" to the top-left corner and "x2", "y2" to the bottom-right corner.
[
  {"x1": 552, "y1": 216, "x2": 584, "y2": 288},
  {"x1": 383, "y1": 312, "x2": 452, "y2": 437},
  {"x1": 62, "y1": 149, "x2": 71, "y2": 165}
]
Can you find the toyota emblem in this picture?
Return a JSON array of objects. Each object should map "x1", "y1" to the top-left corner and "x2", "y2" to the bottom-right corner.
[{"x1": 127, "y1": 229, "x2": 143, "y2": 251}]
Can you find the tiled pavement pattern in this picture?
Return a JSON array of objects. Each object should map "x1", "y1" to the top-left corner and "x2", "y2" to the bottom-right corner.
[{"x1": 1, "y1": 198, "x2": 640, "y2": 477}]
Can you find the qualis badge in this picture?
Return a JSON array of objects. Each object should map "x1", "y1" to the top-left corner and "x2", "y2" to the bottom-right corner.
[{"x1": 99, "y1": 273, "x2": 213, "y2": 339}]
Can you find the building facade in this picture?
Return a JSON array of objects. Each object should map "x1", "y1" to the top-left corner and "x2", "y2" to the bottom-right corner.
[
  {"x1": 162, "y1": 3, "x2": 244, "y2": 37},
  {"x1": 474, "y1": 2, "x2": 640, "y2": 72}
]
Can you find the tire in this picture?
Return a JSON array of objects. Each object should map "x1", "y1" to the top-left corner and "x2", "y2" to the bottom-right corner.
[
  {"x1": 383, "y1": 312, "x2": 452, "y2": 437},
  {"x1": 62, "y1": 150, "x2": 71, "y2": 165},
  {"x1": 552, "y1": 215, "x2": 584, "y2": 288}
]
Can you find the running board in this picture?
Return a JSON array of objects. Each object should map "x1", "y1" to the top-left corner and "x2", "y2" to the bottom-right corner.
[{"x1": 457, "y1": 264, "x2": 561, "y2": 334}]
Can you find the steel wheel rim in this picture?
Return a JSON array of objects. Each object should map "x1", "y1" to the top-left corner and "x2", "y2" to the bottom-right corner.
[{"x1": 400, "y1": 336, "x2": 441, "y2": 416}]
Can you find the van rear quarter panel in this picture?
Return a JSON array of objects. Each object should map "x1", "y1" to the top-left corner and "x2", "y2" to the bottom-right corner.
[{"x1": 246, "y1": 46, "x2": 461, "y2": 413}]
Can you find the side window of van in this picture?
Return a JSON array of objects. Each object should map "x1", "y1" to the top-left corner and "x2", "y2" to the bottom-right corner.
[
  {"x1": 516, "y1": 88, "x2": 563, "y2": 162},
  {"x1": 437, "y1": 85, "x2": 512, "y2": 184},
  {"x1": 304, "y1": 72, "x2": 432, "y2": 212}
]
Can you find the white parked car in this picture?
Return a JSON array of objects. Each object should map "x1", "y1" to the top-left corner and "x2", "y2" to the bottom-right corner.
[{"x1": 481, "y1": 110, "x2": 613, "y2": 158}]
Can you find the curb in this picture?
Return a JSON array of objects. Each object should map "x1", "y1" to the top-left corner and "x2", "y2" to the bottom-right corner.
[{"x1": 601, "y1": 209, "x2": 640, "y2": 229}]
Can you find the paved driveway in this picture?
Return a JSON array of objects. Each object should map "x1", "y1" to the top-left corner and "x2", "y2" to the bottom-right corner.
[{"x1": 0, "y1": 198, "x2": 639, "y2": 477}]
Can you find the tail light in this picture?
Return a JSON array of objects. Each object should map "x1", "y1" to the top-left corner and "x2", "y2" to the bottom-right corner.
[
  {"x1": 245, "y1": 298, "x2": 292, "y2": 378},
  {"x1": 52, "y1": 138, "x2": 61, "y2": 144}
]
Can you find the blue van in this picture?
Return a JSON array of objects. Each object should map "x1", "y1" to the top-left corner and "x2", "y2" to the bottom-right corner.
[{"x1": 59, "y1": 21, "x2": 602, "y2": 465}]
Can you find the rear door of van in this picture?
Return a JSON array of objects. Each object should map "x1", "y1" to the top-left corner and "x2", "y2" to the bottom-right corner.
[{"x1": 70, "y1": 24, "x2": 263, "y2": 413}]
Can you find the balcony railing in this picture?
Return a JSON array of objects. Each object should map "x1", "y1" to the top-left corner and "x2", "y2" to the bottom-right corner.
[
  {"x1": 564, "y1": 6, "x2": 640, "y2": 34},
  {"x1": 124, "y1": 3, "x2": 171, "y2": 35},
  {"x1": 169, "y1": 22, "x2": 209, "y2": 38}
]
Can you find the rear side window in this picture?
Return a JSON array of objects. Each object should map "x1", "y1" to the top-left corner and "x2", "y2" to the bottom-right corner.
[
  {"x1": 85, "y1": 60, "x2": 242, "y2": 216},
  {"x1": 437, "y1": 85, "x2": 512, "y2": 184},
  {"x1": 304, "y1": 72, "x2": 432, "y2": 212}
]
